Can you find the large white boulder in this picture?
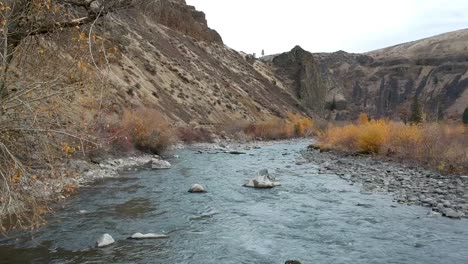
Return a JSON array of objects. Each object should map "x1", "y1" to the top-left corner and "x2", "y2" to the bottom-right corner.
[
  {"x1": 244, "y1": 176, "x2": 281, "y2": 188},
  {"x1": 96, "y1": 234, "x2": 115, "y2": 248},
  {"x1": 128, "y1": 232, "x2": 169, "y2": 240},
  {"x1": 188, "y1": 184, "x2": 207, "y2": 193},
  {"x1": 244, "y1": 169, "x2": 281, "y2": 188}
]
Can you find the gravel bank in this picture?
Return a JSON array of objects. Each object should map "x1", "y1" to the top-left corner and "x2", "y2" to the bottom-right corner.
[{"x1": 302, "y1": 148, "x2": 468, "y2": 219}]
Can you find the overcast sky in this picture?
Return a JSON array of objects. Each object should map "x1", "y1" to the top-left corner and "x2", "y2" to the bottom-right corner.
[{"x1": 186, "y1": 0, "x2": 468, "y2": 55}]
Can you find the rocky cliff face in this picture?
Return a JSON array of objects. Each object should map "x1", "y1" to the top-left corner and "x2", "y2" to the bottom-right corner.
[
  {"x1": 149, "y1": 0, "x2": 223, "y2": 44},
  {"x1": 268, "y1": 30, "x2": 468, "y2": 120}
]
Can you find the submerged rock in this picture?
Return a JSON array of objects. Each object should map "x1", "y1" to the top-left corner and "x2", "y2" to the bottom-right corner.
[
  {"x1": 151, "y1": 158, "x2": 171, "y2": 169},
  {"x1": 229, "y1": 150, "x2": 246, "y2": 155},
  {"x1": 285, "y1": 261, "x2": 302, "y2": 264},
  {"x1": 96, "y1": 234, "x2": 115, "y2": 248},
  {"x1": 189, "y1": 184, "x2": 207, "y2": 193},
  {"x1": 128, "y1": 233, "x2": 169, "y2": 240}
]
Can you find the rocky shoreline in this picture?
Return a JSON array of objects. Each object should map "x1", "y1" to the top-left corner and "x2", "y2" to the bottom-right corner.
[
  {"x1": 30, "y1": 154, "x2": 174, "y2": 208},
  {"x1": 302, "y1": 147, "x2": 468, "y2": 219}
]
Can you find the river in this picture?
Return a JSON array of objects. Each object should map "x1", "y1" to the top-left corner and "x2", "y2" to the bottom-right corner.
[{"x1": 1, "y1": 140, "x2": 468, "y2": 264}]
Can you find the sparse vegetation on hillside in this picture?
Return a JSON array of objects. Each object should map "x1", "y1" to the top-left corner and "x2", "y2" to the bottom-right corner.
[{"x1": 317, "y1": 120, "x2": 468, "y2": 174}]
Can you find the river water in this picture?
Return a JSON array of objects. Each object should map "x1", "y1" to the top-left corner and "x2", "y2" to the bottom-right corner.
[{"x1": 1, "y1": 140, "x2": 468, "y2": 264}]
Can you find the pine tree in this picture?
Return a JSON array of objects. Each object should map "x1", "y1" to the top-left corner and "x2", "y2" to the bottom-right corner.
[
  {"x1": 261, "y1": 49, "x2": 265, "y2": 56},
  {"x1": 463, "y1": 107, "x2": 468, "y2": 124},
  {"x1": 409, "y1": 96, "x2": 423, "y2": 124}
]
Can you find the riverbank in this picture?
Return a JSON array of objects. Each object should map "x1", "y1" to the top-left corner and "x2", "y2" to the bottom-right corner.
[
  {"x1": 302, "y1": 147, "x2": 468, "y2": 219},
  {"x1": 3, "y1": 139, "x2": 468, "y2": 263}
]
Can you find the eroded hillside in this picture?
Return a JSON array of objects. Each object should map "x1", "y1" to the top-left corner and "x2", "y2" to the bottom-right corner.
[{"x1": 6, "y1": 0, "x2": 307, "y2": 129}]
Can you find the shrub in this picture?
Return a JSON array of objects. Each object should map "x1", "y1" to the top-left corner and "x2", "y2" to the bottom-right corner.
[
  {"x1": 177, "y1": 127, "x2": 213, "y2": 143},
  {"x1": 357, "y1": 120, "x2": 390, "y2": 154},
  {"x1": 244, "y1": 118, "x2": 293, "y2": 140},
  {"x1": 240, "y1": 113, "x2": 314, "y2": 140},
  {"x1": 287, "y1": 113, "x2": 314, "y2": 137},
  {"x1": 318, "y1": 120, "x2": 468, "y2": 174},
  {"x1": 358, "y1": 113, "x2": 369, "y2": 124},
  {"x1": 116, "y1": 108, "x2": 174, "y2": 154}
]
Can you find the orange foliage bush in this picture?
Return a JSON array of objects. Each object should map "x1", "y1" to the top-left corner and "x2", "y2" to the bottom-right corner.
[
  {"x1": 115, "y1": 108, "x2": 174, "y2": 154},
  {"x1": 318, "y1": 120, "x2": 468, "y2": 173},
  {"x1": 288, "y1": 113, "x2": 314, "y2": 137},
  {"x1": 358, "y1": 113, "x2": 369, "y2": 124},
  {"x1": 242, "y1": 113, "x2": 314, "y2": 140}
]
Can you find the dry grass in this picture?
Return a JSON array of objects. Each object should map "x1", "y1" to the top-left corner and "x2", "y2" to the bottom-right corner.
[{"x1": 318, "y1": 119, "x2": 468, "y2": 174}]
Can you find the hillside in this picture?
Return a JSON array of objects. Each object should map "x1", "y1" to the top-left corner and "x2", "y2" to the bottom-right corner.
[
  {"x1": 266, "y1": 29, "x2": 468, "y2": 120},
  {"x1": 367, "y1": 28, "x2": 468, "y2": 59},
  {"x1": 5, "y1": 0, "x2": 307, "y2": 130}
]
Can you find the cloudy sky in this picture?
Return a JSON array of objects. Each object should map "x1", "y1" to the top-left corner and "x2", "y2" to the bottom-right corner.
[{"x1": 186, "y1": 0, "x2": 468, "y2": 55}]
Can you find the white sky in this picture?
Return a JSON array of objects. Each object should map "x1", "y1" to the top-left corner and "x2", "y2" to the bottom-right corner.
[{"x1": 185, "y1": 0, "x2": 468, "y2": 55}]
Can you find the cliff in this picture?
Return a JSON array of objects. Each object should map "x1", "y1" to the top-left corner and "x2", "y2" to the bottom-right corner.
[{"x1": 267, "y1": 29, "x2": 468, "y2": 120}]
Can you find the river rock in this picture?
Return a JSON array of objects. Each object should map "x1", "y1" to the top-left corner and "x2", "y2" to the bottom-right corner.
[
  {"x1": 151, "y1": 158, "x2": 171, "y2": 170},
  {"x1": 442, "y1": 208, "x2": 464, "y2": 219},
  {"x1": 229, "y1": 150, "x2": 246, "y2": 155},
  {"x1": 285, "y1": 261, "x2": 302, "y2": 264},
  {"x1": 189, "y1": 184, "x2": 207, "y2": 193},
  {"x1": 244, "y1": 175, "x2": 280, "y2": 188},
  {"x1": 128, "y1": 233, "x2": 169, "y2": 240},
  {"x1": 96, "y1": 234, "x2": 115, "y2": 248}
]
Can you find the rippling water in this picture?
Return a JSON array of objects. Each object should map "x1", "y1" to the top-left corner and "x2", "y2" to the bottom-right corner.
[{"x1": 1, "y1": 140, "x2": 468, "y2": 264}]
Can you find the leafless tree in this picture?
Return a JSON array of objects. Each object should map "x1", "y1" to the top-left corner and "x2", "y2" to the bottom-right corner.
[
  {"x1": 0, "y1": 0, "x2": 136, "y2": 231},
  {"x1": 0, "y1": 0, "x2": 135, "y2": 100}
]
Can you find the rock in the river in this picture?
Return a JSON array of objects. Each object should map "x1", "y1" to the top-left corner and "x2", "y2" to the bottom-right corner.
[
  {"x1": 285, "y1": 261, "x2": 302, "y2": 264},
  {"x1": 244, "y1": 170, "x2": 280, "y2": 188},
  {"x1": 229, "y1": 150, "x2": 246, "y2": 155},
  {"x1": 151, "y1": 158, "x2": 171, "y2": 170},
  {"x1": 189, "y1": 184, "x2": 207, "y2": 193},
  {"x1": 128, "y1": 233, "x2": 169, "y2": 240},
  {"x1": 442, "y1": 208, "x2": 464, "y2": 219},
  {"x1": 96, "y1": 234, "x2": 115, "y2": 248},
  {"x1": 244, "y1": 175, "x2": 281, "y2": 189}
]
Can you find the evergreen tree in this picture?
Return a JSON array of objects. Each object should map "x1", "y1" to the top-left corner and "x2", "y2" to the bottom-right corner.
[
  {"x1": 261, "y1": 49, "x2": 265, "y2": 56},
  {"x1": 409, "y1": 96, "x2": 423, "y2": 124},
  {"x1": 463, "y1": 107, "x2": 468, "y2": 124}
]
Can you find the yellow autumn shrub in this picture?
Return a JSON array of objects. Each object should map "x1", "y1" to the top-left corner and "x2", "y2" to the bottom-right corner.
[{"x1": 356, "y1": 120, "x2": 390, "y2": 154}]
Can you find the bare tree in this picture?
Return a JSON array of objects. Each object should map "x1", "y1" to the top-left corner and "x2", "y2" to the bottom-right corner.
[
  {"x1": 0, "y1": 0, "x2": 134, "y2": 100},
  {"x1": 0, "y1": 0, "x2": 136, "y2": 231}
]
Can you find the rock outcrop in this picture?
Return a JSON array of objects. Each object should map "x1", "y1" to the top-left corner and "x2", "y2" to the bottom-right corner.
[{"x1": 266, "y1": 29, "x2": 468, "y2": 120}]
